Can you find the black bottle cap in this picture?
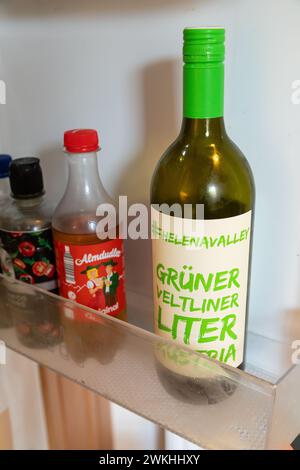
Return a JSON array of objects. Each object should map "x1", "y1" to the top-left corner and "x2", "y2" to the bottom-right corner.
[{"x1": 9, "y1": 157, "x2": 45, "y2": 199}]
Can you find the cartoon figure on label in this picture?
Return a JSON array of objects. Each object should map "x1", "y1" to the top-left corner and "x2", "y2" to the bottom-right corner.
[
  {"x1": 101, "y1": 259, "x2": 119, "y2": 307},
  {"x1": 81, "y1": 265, "x2": 105, "y2": 311}
]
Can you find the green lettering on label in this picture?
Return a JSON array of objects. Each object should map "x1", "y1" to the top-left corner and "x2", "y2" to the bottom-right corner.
[
  {"x1": 220, "y1": 314, "x2": 237, "y2": 341},
  {"x1": 157, "y1": 305, "x2": 171, "y2": 333},
  {"x1": 198, "y1": 318, "x2": 219, "y2": 343}
]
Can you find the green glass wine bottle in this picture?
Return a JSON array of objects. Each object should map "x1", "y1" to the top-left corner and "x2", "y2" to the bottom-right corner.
[{"x1": 151, "y1": 28, "x2": 255, "y2": 404}]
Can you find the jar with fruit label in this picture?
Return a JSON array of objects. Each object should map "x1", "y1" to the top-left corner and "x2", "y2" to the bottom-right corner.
[{"x1": 0, "y1": 157, "x2": 61, "y2": 348}]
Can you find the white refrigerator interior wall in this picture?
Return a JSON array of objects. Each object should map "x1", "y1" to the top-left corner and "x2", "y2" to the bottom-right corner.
[{"x1": 0, "y1": 0, "x2": 299, "y2": 448}]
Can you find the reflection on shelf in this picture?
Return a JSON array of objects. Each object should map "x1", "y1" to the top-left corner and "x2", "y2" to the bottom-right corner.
[{"x1": 0, "y1": 274, "x2": 299, "y2": 450}]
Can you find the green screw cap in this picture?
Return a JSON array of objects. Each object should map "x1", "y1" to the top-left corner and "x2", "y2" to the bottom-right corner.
[
  {"x1": 183, "y1": 28, "x2": 225, "y2": 64},
  {"x1": 183, "y1": 27, "x2": 225, "y2": 118}
]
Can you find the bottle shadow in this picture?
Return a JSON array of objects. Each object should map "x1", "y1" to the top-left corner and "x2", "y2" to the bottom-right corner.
[
  {"x1": 115, "y1": 58, "x2": 180, "y2": 302},
  {"x1": 38, "y1": 144, "x2": 67, "y2": 207}
]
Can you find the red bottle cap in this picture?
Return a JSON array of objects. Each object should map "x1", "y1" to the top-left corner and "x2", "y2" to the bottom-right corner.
[{"x1": 64, "y1": 129, "x2": 100, "y2": 153}]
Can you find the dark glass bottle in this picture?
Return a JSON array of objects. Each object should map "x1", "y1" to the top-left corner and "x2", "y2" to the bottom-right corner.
[{"x1": 151, "y1": 28, "x2": 255, "y2": 404}]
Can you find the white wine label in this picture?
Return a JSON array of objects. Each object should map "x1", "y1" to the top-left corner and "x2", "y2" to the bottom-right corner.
[{"x1": 151, "y1": 207, "x2": 252, "y2": 368}]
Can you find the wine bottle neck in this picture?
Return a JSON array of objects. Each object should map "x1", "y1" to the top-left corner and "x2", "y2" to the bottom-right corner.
[
  {"x1": 183, "y1": 63, "x2": 224, "y2": 119},
  {"x1": 179, "y1": 117, "x2": 226, "y2": 139}
]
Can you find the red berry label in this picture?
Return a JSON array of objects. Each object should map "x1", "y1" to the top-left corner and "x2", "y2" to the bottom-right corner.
[{"x1": 54, "y1": 238, "x2": 126, "y2": 318}]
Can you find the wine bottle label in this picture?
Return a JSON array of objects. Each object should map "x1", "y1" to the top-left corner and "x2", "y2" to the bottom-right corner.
[
  {"x1": 0, "y1": 228, "x2": 57, "y2": 292},
  {"x1": 151, "y1": 207, "x2": 252, "y2": 368},
  {"x1": 54, "y1": 239, "x2": 126, "y2": 318}
]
